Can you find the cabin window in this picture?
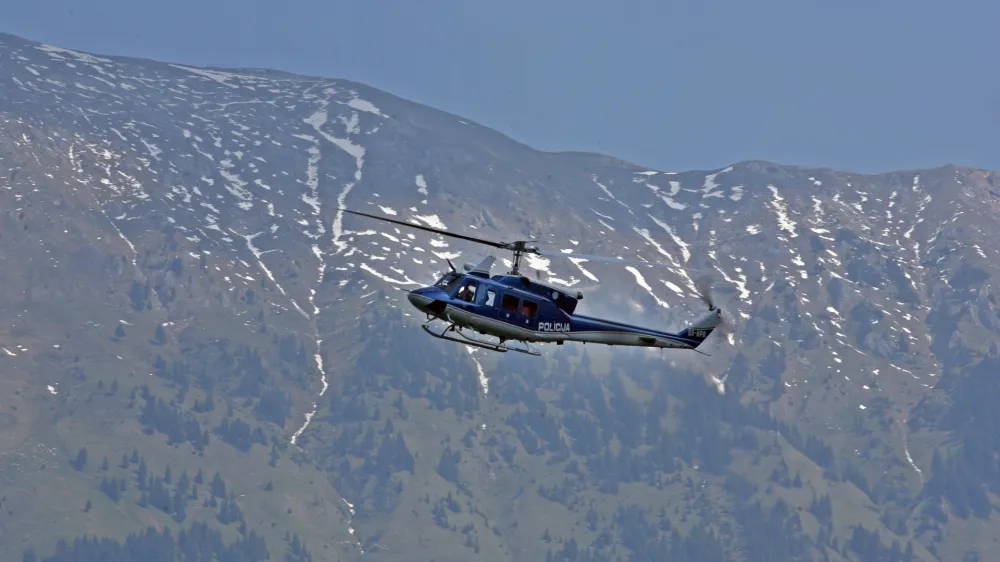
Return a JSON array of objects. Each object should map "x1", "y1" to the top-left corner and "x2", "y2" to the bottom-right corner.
[
  {"x1": 455, "y1": 280, "x2": 478, "y2": 303},
  {"x1": 484, "y1": 289, "x2": 497, "y2": 307},
  {"x1": 501, "y1": 294, "x2": 519, "y2": 312},
  {"x1": 521, "y1": 300, "x2": 539, "y2": 318}
]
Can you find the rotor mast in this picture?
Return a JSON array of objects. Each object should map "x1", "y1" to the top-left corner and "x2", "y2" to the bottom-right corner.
[{"x1": 505, "y1": 240, "x2": 535, "y2": 276}]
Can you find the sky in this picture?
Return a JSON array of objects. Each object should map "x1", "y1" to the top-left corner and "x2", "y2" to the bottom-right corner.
[{"x1": 2, "y1": 0, "x2": 998, "y2": 174}]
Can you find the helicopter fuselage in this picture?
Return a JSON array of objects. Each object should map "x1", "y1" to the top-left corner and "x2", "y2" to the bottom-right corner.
[
  {"x1": 336, "y1": 208, "x2": 725, "y2": 356},
  {"x1": 406, "y1": 268, "x2": 719, "y2": 351}
]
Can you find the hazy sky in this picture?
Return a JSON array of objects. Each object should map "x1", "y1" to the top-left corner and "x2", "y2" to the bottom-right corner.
[{"x1": 3, "y1": 0, "x2": 998, "y2": 174}]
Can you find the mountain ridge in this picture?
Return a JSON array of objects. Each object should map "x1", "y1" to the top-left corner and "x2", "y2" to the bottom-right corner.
[
  {"x1": 1, "y1": 30, "x2": 999, "y2": 562},
  {"x1": 2, "y1": 29, "x2": 988, "y2": 177}
]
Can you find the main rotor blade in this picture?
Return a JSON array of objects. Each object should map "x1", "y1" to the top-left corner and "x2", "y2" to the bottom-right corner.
[
  {"x1": 536, "y1": 249, "x2": 674, "y2": 269},
  {"x1": 694, "y1": 275, "x2": 715, "y2": 309},
  {"x1": 338, "y1": 208, "x2": 508, "y2": 249},
  {"x1": 537, "y1": 250, "x2": 726, "y2": 280}
]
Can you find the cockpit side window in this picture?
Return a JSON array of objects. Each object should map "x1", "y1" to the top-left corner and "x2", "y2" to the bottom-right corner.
[{"x1": 454, "y1": 279, "x2": 478, "y2": 302}]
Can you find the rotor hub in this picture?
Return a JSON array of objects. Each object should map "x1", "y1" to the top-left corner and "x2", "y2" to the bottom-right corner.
[{"x1": 504, "y1": 240, "x2": 539, "y2": 275}]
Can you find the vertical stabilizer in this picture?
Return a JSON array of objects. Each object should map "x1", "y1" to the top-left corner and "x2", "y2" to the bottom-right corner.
[{"x1": 677, "y1": 308, "x2": 722, "y2": 347}]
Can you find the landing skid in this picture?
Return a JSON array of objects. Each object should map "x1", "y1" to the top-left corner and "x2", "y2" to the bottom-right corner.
[{"x1": 421, "y1": 322, "x2": 542, "y2": 356}]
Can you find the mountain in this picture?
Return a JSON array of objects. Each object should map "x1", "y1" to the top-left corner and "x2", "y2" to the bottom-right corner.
[{"x1": 1, "y1": 31, "x2": 999, "y2": 562}]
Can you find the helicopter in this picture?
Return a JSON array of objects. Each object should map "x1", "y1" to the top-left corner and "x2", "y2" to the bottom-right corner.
[{"x1": 340, "y1": 208, "x2": 731, "y2": 357}]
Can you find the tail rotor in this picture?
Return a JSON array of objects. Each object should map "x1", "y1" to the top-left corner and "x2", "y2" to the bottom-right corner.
[
  {"x1": 695, "y1": 275, "x2": 717, "y2": 310},
  {"x1": 693, "y1": 275, "x2": 734, "y2": 338}
]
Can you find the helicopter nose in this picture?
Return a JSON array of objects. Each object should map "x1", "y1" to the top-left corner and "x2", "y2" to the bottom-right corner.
[{"x1": 407, "y1": 290, "x2": 433, "y2": 313}]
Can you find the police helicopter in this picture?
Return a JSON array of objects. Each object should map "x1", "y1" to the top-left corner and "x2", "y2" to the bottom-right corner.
[{"x1": 340, "y1": 208, "x2": 731, "y2": 357}]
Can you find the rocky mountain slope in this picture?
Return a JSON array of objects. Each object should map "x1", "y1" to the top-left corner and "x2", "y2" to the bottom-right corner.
[{"x1": 2, "y1": 31, "x2": 1000, "y2": 562}]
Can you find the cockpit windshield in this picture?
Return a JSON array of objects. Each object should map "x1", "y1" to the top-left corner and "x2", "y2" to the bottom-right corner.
[
  {"x1": 434, "y1": 272, "x2": 458, "y2": 287},
  {"x1": 433, "y1": 272, "x2": 463, "y2": 295}
]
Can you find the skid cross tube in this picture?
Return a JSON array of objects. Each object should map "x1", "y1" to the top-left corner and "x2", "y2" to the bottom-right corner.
[{"x1": 421, "y1": 322, "x2": 541, "y2": 356}]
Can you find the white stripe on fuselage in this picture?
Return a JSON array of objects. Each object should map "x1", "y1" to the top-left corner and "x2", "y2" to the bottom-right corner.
[{"x1": 440, "y1": 304, "x2": 694, "y2": 349}]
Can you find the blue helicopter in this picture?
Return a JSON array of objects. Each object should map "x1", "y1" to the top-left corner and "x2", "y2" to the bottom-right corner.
[{"x1": 342, "y1": 208, "x2": 730, "y2": 357}]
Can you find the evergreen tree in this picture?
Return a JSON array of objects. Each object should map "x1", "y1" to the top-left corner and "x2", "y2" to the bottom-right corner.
[
  {"x1": 23, "y1": 521, "x2": 272, "y2": 560},
  {"x1": 99, "y1": 477, "x2": 121, "y2": 503},
  {"x1": 269, "y1": 448, "x2": 279, "y2": 468},
  {"x1": 137, "y1": 458, "x2": 148, "y2": 491},
  {"x1": 72, "y1": 448, "x2": 88, "y2": 471},
  {"x1": 177, "y1": 471, "x2": 190, "y2": 495},
  {"x1": 211, "y1": 472, "x2": 227, "y2": 498},
  {"x1": 172, "y1": 489, "x2": 187, "y2": 523}
]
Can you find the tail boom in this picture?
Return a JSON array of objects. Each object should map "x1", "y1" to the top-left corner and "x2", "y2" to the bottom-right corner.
[{"x1": 563, "y1": 308, "x2": 722, "y2": 350}]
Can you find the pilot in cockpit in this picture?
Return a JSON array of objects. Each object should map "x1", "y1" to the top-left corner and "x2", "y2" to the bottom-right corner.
[{"x1": 456, "y1": 283, "x2": 477, "y2": 303}]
